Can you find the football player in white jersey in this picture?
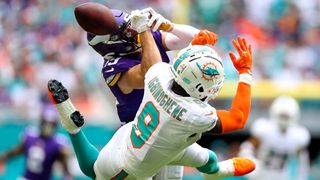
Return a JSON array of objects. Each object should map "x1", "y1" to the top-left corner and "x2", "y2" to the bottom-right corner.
[
  {"x1": 48, "y1": 11, "x2": 255, "y2": 179},
  {"x1": 239, "y1": 96, "x2": 311, "y2": 180}
]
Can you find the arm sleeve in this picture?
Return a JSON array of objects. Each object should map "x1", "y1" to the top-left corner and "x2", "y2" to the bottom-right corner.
[
  {"x1": 164, "y1": 24, "x2": 199, "y2": 50},
  {"x1": 216, "y1": 81, "x2": 251, "y2": 134}
]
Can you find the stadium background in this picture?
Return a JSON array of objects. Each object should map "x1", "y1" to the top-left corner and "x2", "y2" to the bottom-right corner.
[{"x1": 0, "y1": 0, "x2": 319, "y2": 179}]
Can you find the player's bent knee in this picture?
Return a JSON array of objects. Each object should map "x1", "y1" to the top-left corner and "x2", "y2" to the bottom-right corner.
[
  {"x1": 196, "y1": 150, "x2": 219, "y2": 174},
  {"x1": 78, "y1": 160, "x2": 96, "y2": 179},
  {"x1": 153, "y1": 166, "x2": 183, "y2": 180}
]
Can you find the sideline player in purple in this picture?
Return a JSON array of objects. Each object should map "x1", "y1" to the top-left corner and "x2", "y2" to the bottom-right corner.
[{"x1": 0, "y1": 105, "x2": 72, "y2": 180}]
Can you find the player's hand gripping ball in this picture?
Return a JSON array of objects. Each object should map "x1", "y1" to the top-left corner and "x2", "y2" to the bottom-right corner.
[
  {"x1": 140, "y1": 7, "x2": 174, "y2": 32},
  {"x1": 129, "y1": 10, "x2": 150, "y2": 33}
]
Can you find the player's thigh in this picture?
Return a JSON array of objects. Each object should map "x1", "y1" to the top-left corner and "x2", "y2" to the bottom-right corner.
[
  {"x1": 94, "y1": 123, "x2": 132, "y2": 179},
  {"x1": 94, "y1": 146, "x2": 120, "y2": 179},
  {"x1": 152, "y1": 165, "x2": 183, "y2": 180},
  {"x1": 169, "y1": 143, "x2": 209, "y2": 167}
]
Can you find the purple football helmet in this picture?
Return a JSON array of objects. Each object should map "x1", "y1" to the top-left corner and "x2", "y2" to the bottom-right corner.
[
  {"x1": 41, "y1": 104, "x2": 58, "y2": 123},
  {"x1": 40, "y1": 104, "x2": 58, "y2": 137},
  {"x1": 87, "y1": 9, "x2": 141, "y2": 60}
]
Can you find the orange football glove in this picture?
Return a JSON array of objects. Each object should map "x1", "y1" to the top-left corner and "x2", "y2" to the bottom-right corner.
[
  {"x1": 191, "y1": 29, "x2": 218, "y2": 46},
  {"x1": 229, "y1": 36, "x2": 252, "y2": 74}
]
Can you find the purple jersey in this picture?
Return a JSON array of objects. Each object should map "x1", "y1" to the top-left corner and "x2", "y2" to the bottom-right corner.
[
  {"x1": 22, "y1": 128, "x2": 68, "y2": 180},
  {"x1": 90, "y1": 31, "x2": 170, "y2": 124}
]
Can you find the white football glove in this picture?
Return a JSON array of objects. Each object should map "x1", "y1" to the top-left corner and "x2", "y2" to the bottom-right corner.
[
  {"x1": 129, "y1": 10, "x2": 149, "y2": 34},
  {"x1": 140, "y1": 7, "x2": 173, "y2": 32}
]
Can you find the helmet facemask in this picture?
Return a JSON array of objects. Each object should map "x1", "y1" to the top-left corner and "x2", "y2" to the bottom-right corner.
[
  {"x1": 113, "y1": 16, "x2": 140, "y2": 46},
  {"x1": 105, "y1": 11, "x2": 141, "y2": 57},
  {"x1": 170, "y1": 45, "x2": 225, "y2": 102},
  {"x1": 87, "y1": 9, "x2": 142, "y2": 60}
]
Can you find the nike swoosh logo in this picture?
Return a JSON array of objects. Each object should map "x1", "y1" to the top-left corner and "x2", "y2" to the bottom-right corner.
[
  {"x1": 205, "y1": 111, "x2": 214, "y2": 116},
  {"x1": 105, "y1": 67, "x2": 114, "y2": 73}
]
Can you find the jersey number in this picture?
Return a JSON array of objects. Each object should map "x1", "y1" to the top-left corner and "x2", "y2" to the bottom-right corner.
[
  {"x1": 130, "y1": 102, "x2": 160, "y2": 149},
  {"x1": 27, "y1": 146, "x2": 45, "y2": 173}
]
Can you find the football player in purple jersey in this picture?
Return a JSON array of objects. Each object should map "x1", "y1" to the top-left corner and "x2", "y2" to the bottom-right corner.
[{"x1": 0, "y1": 105, "x2": 72, "y2": 180}]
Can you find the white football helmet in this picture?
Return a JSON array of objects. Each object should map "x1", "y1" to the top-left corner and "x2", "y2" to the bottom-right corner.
[
  {"x1": 270, "y1": 96, "x2": 300, "y2": 129},
  {"x1": 170, "y1": 45, "x2": 225, "y2": 101}
]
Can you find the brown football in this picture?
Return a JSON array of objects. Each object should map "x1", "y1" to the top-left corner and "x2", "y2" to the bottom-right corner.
[{"x1": 74, "y1": 2, "x2": 118, "y2": 35}]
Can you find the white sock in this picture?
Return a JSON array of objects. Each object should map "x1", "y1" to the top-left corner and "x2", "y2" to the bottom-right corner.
[
  {"x1": 203, "y1": 159, "x2": 235, "y2": 179},
  {"x1": 55, "y1": 99, "x2": 81, "y2": 134},
  {"x1": 216, "y1": 159, "x2": 235, "y2": 177}
]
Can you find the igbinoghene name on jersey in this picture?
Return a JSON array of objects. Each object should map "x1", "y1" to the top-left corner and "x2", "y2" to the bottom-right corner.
[{"x1": 148, "y1": 77, "x2": 187, "y2": 121}]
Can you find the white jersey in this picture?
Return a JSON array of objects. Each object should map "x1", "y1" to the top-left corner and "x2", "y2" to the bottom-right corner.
[
  {"x1": 250, "y1": 118, "x2": 310, "y2": 180},
  {"x1": 94, "y1": 62, "x2": 218, "y2": 180}
]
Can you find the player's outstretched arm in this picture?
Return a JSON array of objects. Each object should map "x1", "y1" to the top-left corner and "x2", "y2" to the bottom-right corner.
[
  {"x1": 118, "y1": 10, "x2": 162, "y2": 94},
  {"x1": 191, "y1": 29, "x2": 218, "y2": 46},
  {"x1": 58, "y1": 147, "x2": 73, "y2": 179},
  {"x1": 125, "y1": 10, "x2": 162, "y2": 74},
  {"x1": 140, "y1": 7, "x2": 201, "y2": 51},
  {"x1": 211, "y1": 36, "x2": 252, "y2": 134},
  {"x1": 139, "y1": 32, "x2": 162, "y2": 74},
  {"x1": 0, "y1": 141, "x2": 24, "y2": 162},
  {"x1": 162, "y1": 24, "x2": 200, "y2": 51}
]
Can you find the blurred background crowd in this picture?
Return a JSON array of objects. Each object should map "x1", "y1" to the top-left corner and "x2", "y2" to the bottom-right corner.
[{"x1": 0, "y1": 0, "x2": 319, "y2": 179}]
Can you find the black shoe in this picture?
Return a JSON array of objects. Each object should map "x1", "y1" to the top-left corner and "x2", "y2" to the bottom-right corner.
[{"x1": 48, "y1": 80, "x2": 69, "y2": 104}]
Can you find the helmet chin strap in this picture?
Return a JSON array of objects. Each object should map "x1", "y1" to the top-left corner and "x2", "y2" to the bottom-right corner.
[
  {"x1": 201, "y1": 96, "x2": 207, "y2": 102},
  {"x1": 203, "y1": 86, "x2": 221, "y2": 102},
  {"x1": 171, "y1": 81, "x2": 190, "y2": 97}
]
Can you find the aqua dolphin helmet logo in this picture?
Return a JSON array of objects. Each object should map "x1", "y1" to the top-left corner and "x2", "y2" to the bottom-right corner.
[{"x1": 196, "y1": 62, "x2": 220, "y2": 81}]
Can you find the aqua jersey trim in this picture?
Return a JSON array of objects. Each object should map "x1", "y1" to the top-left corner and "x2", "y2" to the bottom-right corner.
[{"x1": 111, "y1": 169, "x2": 128, "y2": 180}]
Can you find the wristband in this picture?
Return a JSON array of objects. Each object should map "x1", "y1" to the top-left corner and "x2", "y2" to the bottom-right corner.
[{"x1": 239, "y1": 73, "x2": 252, "y2": 85}]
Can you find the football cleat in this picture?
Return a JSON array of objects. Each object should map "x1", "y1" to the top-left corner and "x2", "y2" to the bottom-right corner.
[
  {"x1": 47, "y1": 80, "x2": 83, "y2": 134},
  {"x1": 232, "y1": 157, "x2": 256, "y2": 176},
  {"x1": 70, "y1": 111, "x2": 85, "y2": 128},
  {"x1": 48, "y1": 80, "x2": 69, "y2": 104},
  {"x1": 203, "y1": 157, "x2": 255, "y2": 179}
]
